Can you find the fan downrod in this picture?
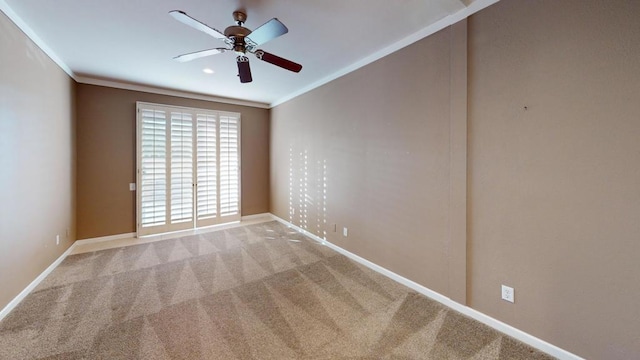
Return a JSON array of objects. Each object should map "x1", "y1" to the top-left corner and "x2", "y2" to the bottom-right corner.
[{"x1": 233, "y1": 11, "x2": 247, "y2": 25}]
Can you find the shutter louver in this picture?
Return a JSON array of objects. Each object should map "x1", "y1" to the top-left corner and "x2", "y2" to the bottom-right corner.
[{"x1": 140, "y1": 109, "x2": 167, "y2": 227}]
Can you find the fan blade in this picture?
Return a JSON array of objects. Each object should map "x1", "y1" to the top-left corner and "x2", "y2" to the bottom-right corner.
[
  {"x1": 237, "y1": 56, "x2": 253, "y2": 83},
  {"x1": 245, "y1": 18, "x2": 288, "y2": 46},
  {"x1": 169, "y1": 10, "x2": 227, "y2": 40},
  {"x1": 255, "y1": 50, "x2": 302, "y2": 73},
  {"x1": 173, "y1": 48, "x2": 227, "y2": 62}
]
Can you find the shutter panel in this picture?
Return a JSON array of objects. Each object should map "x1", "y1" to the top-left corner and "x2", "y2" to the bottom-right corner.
[
  {"x1": 140, "y1": 109, "x2": 167, "y2": 227},
  {"x1": 170, "y1": 112, "x2": 194, "y2": 224},
  {"x1": 219, "y1": 115, "x2": 239, "y2": 216},
  {"x1": 196, "y1": 114, "x2": 217, "y2": 220}
]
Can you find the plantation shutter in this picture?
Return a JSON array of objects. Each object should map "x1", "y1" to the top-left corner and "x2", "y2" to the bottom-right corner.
[{"x1": 137, "y1": 103, "x2": 241, "y2": 236}]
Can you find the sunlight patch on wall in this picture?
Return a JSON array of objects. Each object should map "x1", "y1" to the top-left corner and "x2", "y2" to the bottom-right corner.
[{"x1": 288, "y1": 143, "x2": 328, "y2": 240}]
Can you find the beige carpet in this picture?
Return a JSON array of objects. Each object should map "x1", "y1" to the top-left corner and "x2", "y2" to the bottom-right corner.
[{"x1": 0, "y1": 221, "x2": 555, "y2": 359}]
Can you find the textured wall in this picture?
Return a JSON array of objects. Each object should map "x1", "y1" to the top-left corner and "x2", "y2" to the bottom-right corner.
[
  {"x1": 271, "y1": 23, "x2": 468, "y2": 300},
  {"x1": 468, "y1": 1, "x2": 640, "y2": 358},
  {"x1": 76, "y1": 84, "x2": 270, "y2": 239},
  {"x1": 0, "y1": 11, "x2": 76, "y2": 310}
]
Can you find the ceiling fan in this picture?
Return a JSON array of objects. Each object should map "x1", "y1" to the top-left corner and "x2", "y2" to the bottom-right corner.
[{"x1": 169, "y1": 9, "x2": 303, "y2": 83}]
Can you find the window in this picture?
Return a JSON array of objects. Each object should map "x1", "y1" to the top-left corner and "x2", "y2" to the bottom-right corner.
[{"x1": 136, "y1": 102, "x2": 240, "y2": 236}]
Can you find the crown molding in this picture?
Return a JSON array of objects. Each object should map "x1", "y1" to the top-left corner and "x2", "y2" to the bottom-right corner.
[
  {"x1": 75, "y1": 76, "x2": 270, "y2": 109},
  {"x1": 0, "y1": 0, "x2": 75, "y2": 79}
]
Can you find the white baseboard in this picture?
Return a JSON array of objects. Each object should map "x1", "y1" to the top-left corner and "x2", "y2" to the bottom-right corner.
[
  {"x1": 0, "y1": 242, "x2": 77, "y2": 322},
  {"x1": 270, "y1": 214, "x2": 584, "y2": 360},
  {"x1": 76, "y1": 232, "x2": 136, "y2": 245},
  {"x1": 1, "y1": 217, "x2": 271, "y2": 323},
  {"x1": 0, "y1": 214, "x2": 584, "y2": 359},
  {"x1": 82, "y1": 216, "x2": 270, "y2": 243},
  {"x1": 78, "y1": 215, "x2": 271, "y2": 244},
  {"x1": 241, "y1": 213, "x2": 273, "y2": 221}
]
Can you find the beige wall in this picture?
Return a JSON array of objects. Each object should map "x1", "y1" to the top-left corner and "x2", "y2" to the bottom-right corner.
[
  {"x1": 468, "y1": 1, "x2": 640, "y2": 359},
  {"x1": 273, "y1": 0, "x2": 640, "y2": 359},
  {"x1": 271, "y1": 22, "x2": 469, "y2": 300},
  {"x1": 76, "y1": 84, "x2": 270, "y2": 239},
  {"x1": 0, "y1": 11, "x2": 76, "y2": 310}
]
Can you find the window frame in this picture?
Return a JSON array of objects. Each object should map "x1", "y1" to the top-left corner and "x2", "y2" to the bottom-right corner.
[{"x1": 135, "y1": 101, "x2": 242, "y2": 236}]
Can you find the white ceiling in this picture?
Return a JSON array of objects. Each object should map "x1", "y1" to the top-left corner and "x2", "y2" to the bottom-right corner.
[{"x1": 1, "y1": 0, "x2": 497, "y2": 107}]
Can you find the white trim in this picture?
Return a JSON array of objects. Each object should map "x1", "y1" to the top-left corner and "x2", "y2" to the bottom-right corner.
[
  {"x1": 76, "y1": 76, "x2": 270, "y2": 109},
  {"x1": 75, "y1": 232, "x2": 136, "y2": 245},
  {"x1": 241, "y1": 213, "x2": 272, "y2": 221},
  {"x1": 0, "y1": 0, "x2": 75, "y2": 79},
  {"x1": 138, "y1": 222, "x2": 239, "y2": 240},
  {"x1": 75, "y1": 216, "x2": 270, "y2": 245},
  {"x1": 135, "y1": 217, "x2": 273, "y2": 241},
  {"x1": 270, "y1": 214, "x2": 584, "y2": 360},
  {"x1": 269, "y1": 0, "x2": 500, "y2": 108},
  {"x1": 0, "y1": 243, "x2": 77, "y2": 322}
]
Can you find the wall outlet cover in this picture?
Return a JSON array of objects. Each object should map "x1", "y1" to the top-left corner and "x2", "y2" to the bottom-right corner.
[
  {"x1": 343, "y1": 227, "x2": 348, "y2": 237},
  {"x1": 501, "y1": 285, "x2": 514, "y2": 303}
]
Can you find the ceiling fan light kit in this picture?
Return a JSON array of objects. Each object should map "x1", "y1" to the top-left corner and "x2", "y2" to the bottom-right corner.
[{"x1": 170, "y1": 9, "x2": 303, "y2": 83}]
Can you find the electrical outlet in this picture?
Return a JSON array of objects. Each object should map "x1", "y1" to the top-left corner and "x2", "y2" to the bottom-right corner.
[
  {"x1": 56, "y1": 235, "x2": 60, "y2": 245},
  {"x1": 343, "y1": 227, "x2": 348, "y2": 237},
  {"x1": 501, "y1": 285, "x2": 514, "y2": 303},
  {"x1": 129, "y1": 183, "x2": 136, "y2": 191}
]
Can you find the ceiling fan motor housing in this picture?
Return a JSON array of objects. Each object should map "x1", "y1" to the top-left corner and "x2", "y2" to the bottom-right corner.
[{"x1": 224, "y1": 23, "x2": 252, "y2": 54}]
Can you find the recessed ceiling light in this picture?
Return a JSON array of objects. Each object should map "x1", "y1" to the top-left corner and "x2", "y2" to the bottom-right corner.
[{"x1": 203, "y1": 68, "x2": 214, "y2": 74}]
